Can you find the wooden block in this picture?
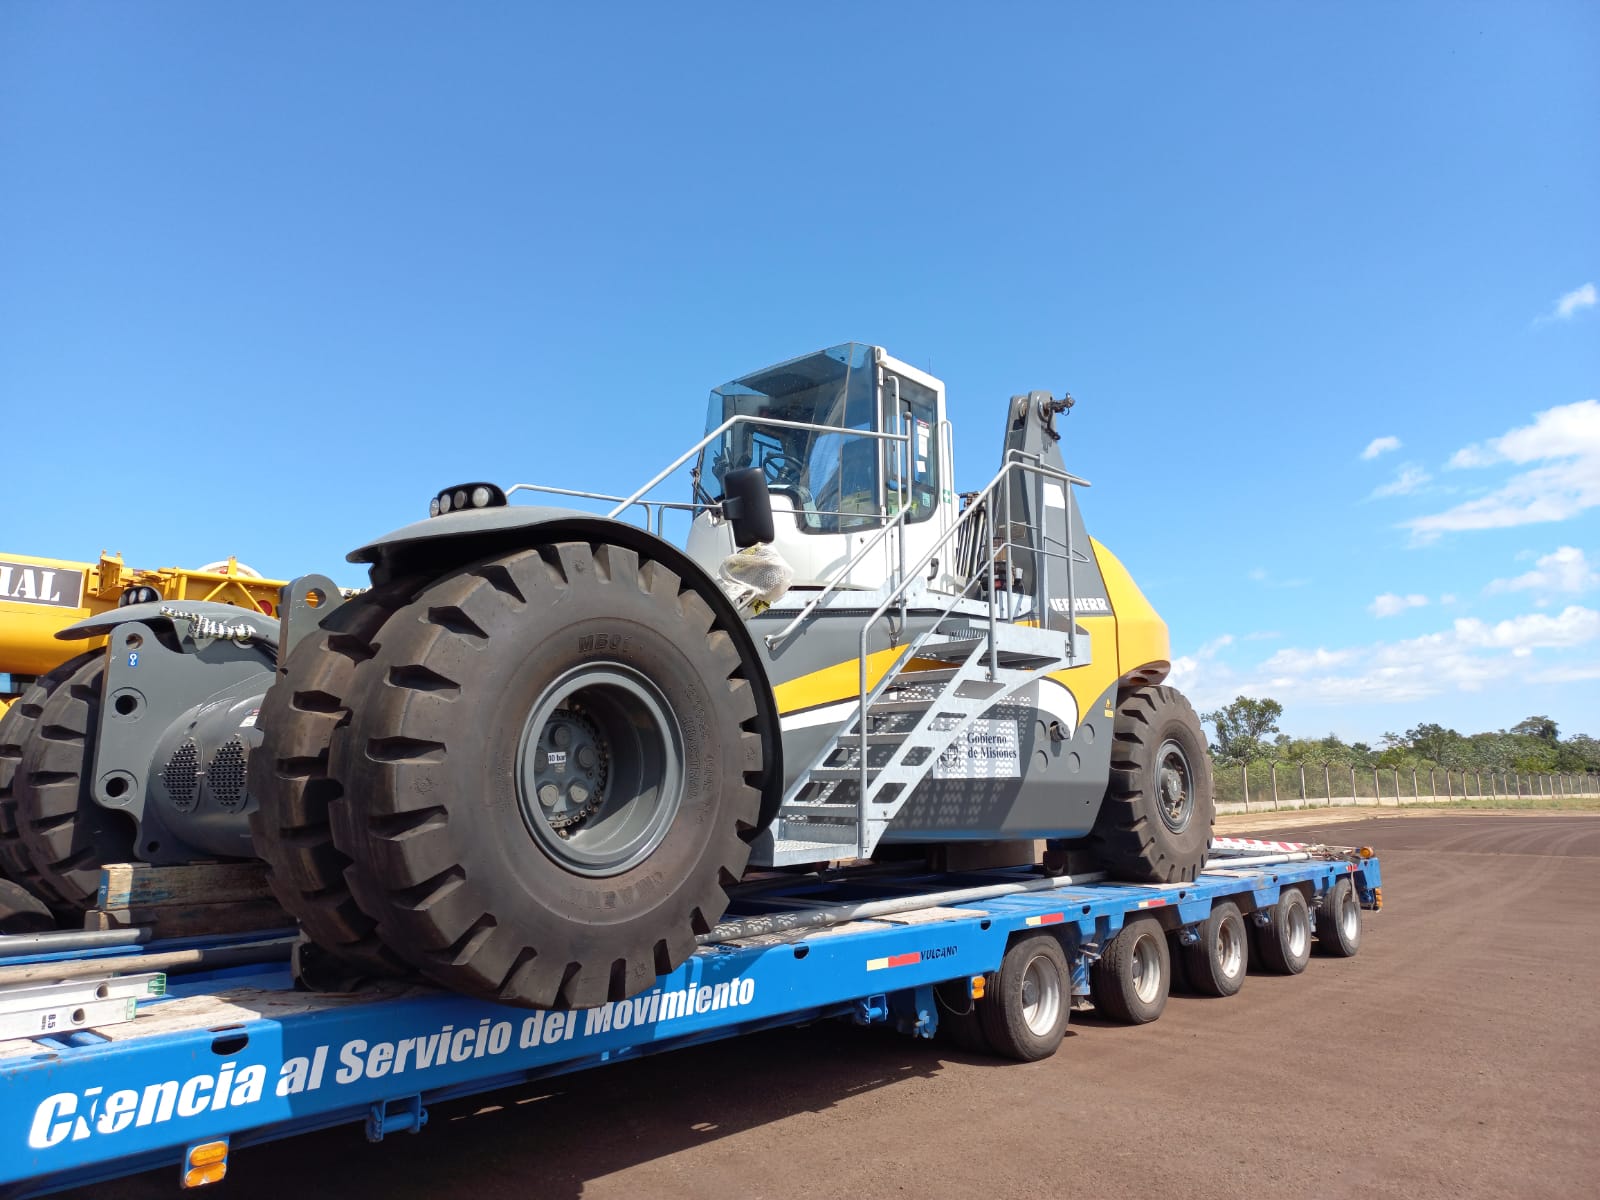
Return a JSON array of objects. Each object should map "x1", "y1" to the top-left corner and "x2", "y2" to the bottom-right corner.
[
  {"x1": 86, "y1": 898, "x2": 292, "y2": 939},
  {"x1": 97, "y1": 862, "x2": 274, "y2": 909}
]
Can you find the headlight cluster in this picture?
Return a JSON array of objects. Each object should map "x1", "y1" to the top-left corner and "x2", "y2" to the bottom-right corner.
[{"x1": 429, "y1": 482, "x2": 508, "y2": 518}]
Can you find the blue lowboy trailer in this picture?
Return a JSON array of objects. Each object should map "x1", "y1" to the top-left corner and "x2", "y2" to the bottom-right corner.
[{"x1": 0, "y1": 842, "x2": 1381, "y2": 1197}]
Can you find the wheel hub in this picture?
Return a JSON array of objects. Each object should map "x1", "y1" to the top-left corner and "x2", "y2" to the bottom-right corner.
[
  {"x1": 532, "y1": 709, "x2": 609, "y2": 830},
  {"x1": 516, "y1": 664, "x2": 685, "y2": 878},
  {"x1": 1154, "y1": 740, "x2": 1195, "y2": 834}
]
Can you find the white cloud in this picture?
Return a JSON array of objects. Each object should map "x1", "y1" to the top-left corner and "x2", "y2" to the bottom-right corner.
[
  {"x1": 1407, "y1": 398, "x2": 1600, "y2": 539},
  {"x1": 1486, "y1": 546, "x2": 1599, "y2": 597},
  {"x1": 1369, "y1": 593, "x2": 1429, "y2": 618},
  {"x1": 1361, "y1": 435, "x2": 1401, "y2": 460},
  {"x1": 1216, "y1": 604, "x2": 1600, "y2": 706},
  {"x1": 1371, "y1": 464, "x2": 1432, "y2": 498},
  {"x1": 1544, "y1": 282, "x2": 1597, "y2": 322}
]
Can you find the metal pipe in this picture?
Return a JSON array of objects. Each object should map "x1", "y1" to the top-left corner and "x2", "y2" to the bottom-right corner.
[
  {"x1": 0, "y1": 927, "x2": 154, "y2": 959},
  {"x1": 0, "y1": 936, "x2": 296, "y2": 988},
  {"x1": 699, "y1": 871, "x2": 1110, "y2": 945},
  {"x1": 1201, "y1": 851, "x2": 1315, "y2": 869}
]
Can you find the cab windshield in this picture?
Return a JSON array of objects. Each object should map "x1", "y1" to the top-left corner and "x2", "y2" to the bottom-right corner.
[{"x1": 699, "y1": 343, "x2": 884, "y2": 533}]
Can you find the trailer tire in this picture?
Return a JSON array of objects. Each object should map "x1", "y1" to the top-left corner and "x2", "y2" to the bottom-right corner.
[
  {"x1": 1181, "y1": 900, "x2": 1248, "y2": 997},
  {"x1": 935, "y1": 978, "x2": 993, "y2": 1055},
  {"x1": 0, "y1": 652, "x2": 98, "y2": 913},
  {"x1": 1088, "y1": 686, "x2": 1213, "y2": 884},
  {"x1": 249, "y1": 580, "x2": 424, "y2": 978},
  {"x1": 977, "y1": 935, "x2": 1071, "y2": 1061},
  {"x1": 327, "y1": 542, "x2": 764, "y2": 1009},
  {"x1": 13, "y1": 655, "x2": 138, "y2": 910},
  {"x1": 1314, "y1": 877, "x2": 1362, "y2": 958},
  {"x1": 1090, "y1": 915, "x2": 1169, "y2": 1024},
  {"x1": 1254, "y1": 888, "x2": 1312, "y2": 975}
]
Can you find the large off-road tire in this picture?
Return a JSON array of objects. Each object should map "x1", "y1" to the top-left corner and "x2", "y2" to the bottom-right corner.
[
  {"x1": 0, "y1": 652, "x2": 98, "y2": 912},
  {"x1": 976, "y1": 935, "x2": 1071, "y2": 1061},
  {"x1": 14, "y1": 655, "x2": 139, "y2": 911},
  {"x1": 325, "y1": 542, "x2": 765, "y2": 1009},
  {"x1": 1088, "y1": 685, "x2": 1213, "y2": 884},
  {"x1": 248, "y1": 579, "x2": 424, "y2": 978}
]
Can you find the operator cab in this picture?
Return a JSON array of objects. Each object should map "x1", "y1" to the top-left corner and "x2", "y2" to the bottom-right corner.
[{"x1": 686, "y1": 343, "x2": 958, "y2": 593}]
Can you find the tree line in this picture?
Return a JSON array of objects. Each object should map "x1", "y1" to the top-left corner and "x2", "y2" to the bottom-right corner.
[{"x1": 1200, "y1": 696, "x2": 1600, "y2": 773}]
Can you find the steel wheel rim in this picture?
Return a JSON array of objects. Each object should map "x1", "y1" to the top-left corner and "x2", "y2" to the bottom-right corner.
[
  {"x1": 1154, "y1": 739, "x2": 1195, "y2": 834},
  {"x1": 517, "y1": 664, "x2": 684, "y2": 877},
  {"x1": 1336, "y1": 889, "x2": 1360, "y2": 942},
  {"x1": 1130, "y1": 932, "x2": 1162, "y2": 1004},
  {"x1": 1020, "y1": 953, "x2": 1063, "y2": 1036},
  {"x1": 1217, "y1": 917, "x2": 1244, "y2": 979},
  {"x1": 1286, "y1": 900, "x2": 1310, "y2": 958}
]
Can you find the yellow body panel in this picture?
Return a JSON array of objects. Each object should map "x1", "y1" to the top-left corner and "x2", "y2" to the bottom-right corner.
[
  {"x1": 772, "y1": 647, "x2": 956, "y2": 715},
  {"x1": 1, "y1": 551, "x2": 285, "y2": 679},
  {"x1": 1090, "y1": 537, "x2": 1171, "y2": 687}
]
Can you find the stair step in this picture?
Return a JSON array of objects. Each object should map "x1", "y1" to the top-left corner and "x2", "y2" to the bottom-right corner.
[
  {"x1": 865, "y1": 698, "x2": 936, "y2": 715},
  {"x1": 809, "y1": 766, "x2": 877, "y2": 782},
  {"x1": 779, "y1": 803, "x2": 859, "y2": 821},
  {"x1": 893, "y1": 667, "x2": 961, "y2": 685}
]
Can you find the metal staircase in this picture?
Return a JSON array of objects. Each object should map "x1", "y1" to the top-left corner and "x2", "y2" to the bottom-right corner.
[{"x1": 767, "y1": 454, "x2": 1089, "y2": 866}]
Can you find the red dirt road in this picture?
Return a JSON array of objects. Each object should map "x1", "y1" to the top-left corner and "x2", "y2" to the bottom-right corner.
[{"x1": 64, "y1": 812, "x2": 1600, "y2": 1200}]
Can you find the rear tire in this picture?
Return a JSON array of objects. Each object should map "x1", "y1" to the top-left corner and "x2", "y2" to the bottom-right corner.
[
  {"x1": 1314, "y1": 877, "x2": 1362, "y2": 957},
  {"x1": 326, "y1": 542, "x2": 765, "y2": 1009},
  {"x1": 1090, "y1": 915, "x2": 1170, "y2": 1024},
  {"x1": 0, "y1": 879, "x2": 55, "y2": 933},
  {"x1": 1088, "y1": 685, "x2": 1213, "y2": 884},
  {"x1": 1181, "y1": 900, "x2": 1248, "y2": 997},
  {"x1": 13, "y1": 656, "x2": 137, "y2": 911},
  {"x1": 977, "y1": 935, "x2": 1071, "y2": 1061},
  {"x1": 0, "y1": 652, "x2": 97, "y2": 912},
  {"x1": 1254, "y1": 888, "x2": 1312, "y2": 975}
]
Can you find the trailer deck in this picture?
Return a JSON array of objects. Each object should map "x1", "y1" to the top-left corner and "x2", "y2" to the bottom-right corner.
[{"x1": 0, "y1": 848, "x2": 1381, "y2": 1198}]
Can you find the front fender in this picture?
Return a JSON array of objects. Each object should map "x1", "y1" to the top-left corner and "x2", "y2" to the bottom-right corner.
[
  {"x1": 57, "y1": 600, "x2": 280, "y2": 645},
  {"x1": 348, "y1": 505, "x2": 784, "y2": 834}
]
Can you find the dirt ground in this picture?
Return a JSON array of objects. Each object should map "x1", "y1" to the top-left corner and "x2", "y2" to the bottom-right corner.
[{"x1": 66, "y1": 812, "x2": 1600, "y2": 1200}]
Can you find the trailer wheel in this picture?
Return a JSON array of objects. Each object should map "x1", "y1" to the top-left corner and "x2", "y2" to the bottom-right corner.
[
  {"x1": 13, "y1": 655, "x2": 138, "y2": 910},
  {"x1": 935, "y1": 978, "x2": 993, "y2": 1055},
  {"x1": 1088, "y1": 686, "x2": 1213, "y2": 884},
  {"x1": 0, "y1": 652, "x2": 98, "y2": 913},
  {"x1": 327, "y1": 542, "x2": 765, "y2": 1009},
  {"x1": 1314, "y1": 877, "x2": 1362, "y2": 958},
  {"x1": 1090, "y1": 915, "x2": 1170, "y2": 1024},
  {"x1": 248, "y1": 580, "x2": 425, "y2": 978},
  {"x1": 977, "y1": 935, "x2": 1071, "y2": 1061},
  {"x1": 1181, "y1": 900, "x2": 1248, "y2": 997},
  {"x1": 1254, "y1": 888, "x2": 1312, "y2": 975}
]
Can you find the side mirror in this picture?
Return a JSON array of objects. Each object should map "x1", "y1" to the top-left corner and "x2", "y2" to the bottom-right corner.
[{"x1": 720, "y1": 467, "x2": 775, "y2": 547}]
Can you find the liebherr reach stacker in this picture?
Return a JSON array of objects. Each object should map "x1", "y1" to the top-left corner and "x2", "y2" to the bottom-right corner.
[{"x1": 7, "y1": 344, "x2": 1217, "y2": 1007}]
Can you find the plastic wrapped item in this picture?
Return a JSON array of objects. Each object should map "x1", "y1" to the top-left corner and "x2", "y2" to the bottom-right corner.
[{"x1": 717, "y1": 543, "x2": 794, "y2": 618}]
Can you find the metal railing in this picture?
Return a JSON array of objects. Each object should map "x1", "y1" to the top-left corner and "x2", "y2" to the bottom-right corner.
[{"x1": 1213, "y1": 757, "x2": 1600, "y2": 812}]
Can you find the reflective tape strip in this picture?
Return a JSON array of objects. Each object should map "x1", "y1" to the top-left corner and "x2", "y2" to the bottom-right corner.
[
  {"x1": 866, "y1": 951, "x2": 922, "y2": 971},
  {"x1": 1137, "y1": 899, "x2": 1167, "y2": 909},
  {"x1": 1024, "y1": 913, "x2": 1065, "y2": 927},
  {"x1": 1211, "y1": 837, "x2": 1311, "y2": 852}
]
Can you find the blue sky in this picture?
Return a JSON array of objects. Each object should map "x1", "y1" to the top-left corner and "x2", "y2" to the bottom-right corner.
[{"x1": 2, "y1": 2, "x2": 1596, "y2": 744}]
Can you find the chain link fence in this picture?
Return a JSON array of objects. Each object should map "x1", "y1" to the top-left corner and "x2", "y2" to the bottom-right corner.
[{"x1": 1212, "y1": 759, "x2": 1600, "y2": 814}]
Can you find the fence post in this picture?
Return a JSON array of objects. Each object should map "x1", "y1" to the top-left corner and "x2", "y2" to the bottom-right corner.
[
  {"x1": 1241, "y1": 764, "x2": 1249, "y2": 811},
  {"x1": 1270, "y1": 762, "x2": 1280, "y2": 809},
  {"x1": 1324, "y1": 763, "x2": 1332, "y2": 806},
  {"x1": 1299, "y1": 762, "x2": 1307, "y2": 803}
]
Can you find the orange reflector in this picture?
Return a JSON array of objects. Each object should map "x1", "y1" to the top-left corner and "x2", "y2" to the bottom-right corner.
[
  {"x1": 1372, "y1": 887, "x2": 1384, "y2": 911},
  {"x1": 1358, "y1": 846, "x2": 1374, "y2": 859},
  {"x1": 970, "y1": 975, "x2": 986, "y2": 1000},
  {"x1": 188, "y1": 1142, "x2": 227, "y2": 1168},
  {"x1": 182, "y1": 1163, "x2": 227, "y2": 1188}
]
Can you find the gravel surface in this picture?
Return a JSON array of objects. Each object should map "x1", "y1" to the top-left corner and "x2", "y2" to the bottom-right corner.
[{"x1": 62, "y1": 812, "x2": 1600, "y2": 1200}]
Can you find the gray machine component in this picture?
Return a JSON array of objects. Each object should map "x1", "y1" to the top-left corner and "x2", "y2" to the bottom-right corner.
[{"x1": 54, "y1": 602, "x2": 281, "y2": 865}]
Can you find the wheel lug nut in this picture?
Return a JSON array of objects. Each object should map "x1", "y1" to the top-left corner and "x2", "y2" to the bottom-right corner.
[
  {"x1": 553, "y1": 726, "x2": 572, "y2": 748},
  {"x1": 538, "y1": 783, "x2": 560, "y2": 808},
  {"x1": 577, "y1": 746, "x2": 597, "y2": 770},
  {"x1": 569, "y1": 782, "x2": 590, "y2": 806}
]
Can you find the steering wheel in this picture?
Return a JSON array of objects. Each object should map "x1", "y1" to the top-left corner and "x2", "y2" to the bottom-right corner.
[{"x1": 762, "y1": 454, "x2": 799, "y2": 486}]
